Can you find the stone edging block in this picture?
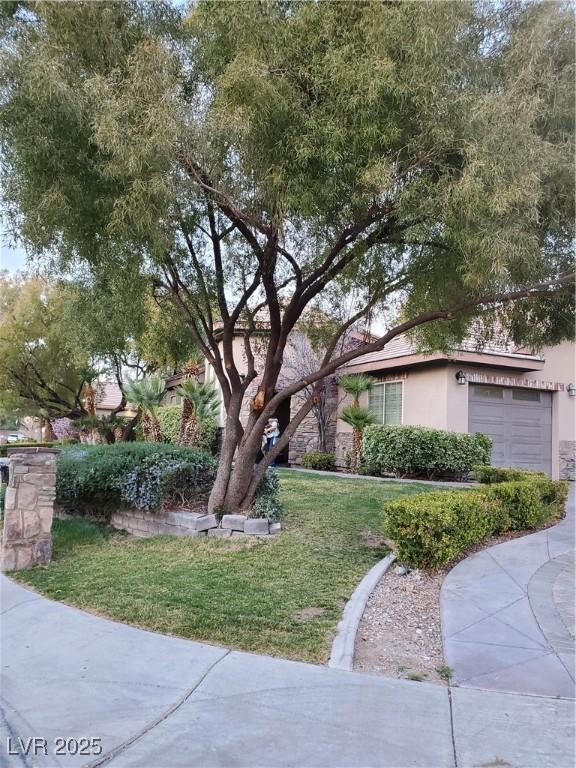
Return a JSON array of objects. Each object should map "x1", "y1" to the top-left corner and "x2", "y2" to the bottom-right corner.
[{"x1": 328, "y1": 552, "x2": 396, "y2": 671}]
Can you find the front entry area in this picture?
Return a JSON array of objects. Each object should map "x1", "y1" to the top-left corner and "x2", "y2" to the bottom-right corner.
[{"x1": 469, "y1": 384, "x2": 552, "y2": 475}]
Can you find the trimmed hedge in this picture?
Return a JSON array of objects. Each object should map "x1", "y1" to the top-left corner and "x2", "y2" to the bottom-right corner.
[
  {"x1": 301, "y1": 451, "x2": 336, "y2": 471},
  {"x1": 57, "y1": 442, "x2": 217, "y2": 517},
  {"x1": 362, "y1": 425, "x2": 491, "y2": 480},
  {"x1": 383, "y1": 477, "x2": 568, "y2": 569},
  {"x1": 474, "y1": 465, "x2": 547, "y2": 484}
]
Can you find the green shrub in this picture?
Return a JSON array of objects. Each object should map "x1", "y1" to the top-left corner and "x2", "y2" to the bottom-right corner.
[
  {"x1": 56, "y1": 442, "x2": 217, "y2": 517},
  {"x1": 361, "y1": 425, "x2": 491, "y2": 480},
  {"x1": 485, "y1": 479, "x2": 568, "y2": 530},
  {"x1": 474, "y1": 465, "x2": 547, "y2": 484},
  {"x1": 0, "y1": 483, "x2": 5, "y2": 514},
  {"x1": 156, "y1": 405, "x2": 181, "y2": 444},
  {"x1": 383, "y1": 477, "x2": 568, "y2": 569},
  {"x1": 250, "y1": 468, "x2": 283, "y2": 521},
  {"x1": 156, "y1": 405, "x2": 218, "y2": 453},
  {"x1": 301, "y1": 451, "x2": 336, "y2": 471}
]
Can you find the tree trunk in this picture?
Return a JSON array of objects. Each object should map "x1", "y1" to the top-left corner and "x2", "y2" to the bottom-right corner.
[
  {"x1": 43, "y1": 418, "x2": 56, "y2": 442},
  {"x1": 351, "y1": 428, "x2": 362, "y2": 473},
  {"x1": 149, "y1": 414, "x2": 162, "y2": 442},
  {"x1": 180, "y1": 410, "x2": 200, "y2": 446},
  {"x1": 180, "y1": 398, "x2": 193, "y2": 442}
]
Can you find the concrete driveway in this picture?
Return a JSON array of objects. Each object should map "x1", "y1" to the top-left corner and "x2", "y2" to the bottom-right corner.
[
  {"x1": 1, "y1": 576, "x2": 574, "y2": 768},
  {"x1": 442, "y1": 485, "x2": 575, "y2": 697}
]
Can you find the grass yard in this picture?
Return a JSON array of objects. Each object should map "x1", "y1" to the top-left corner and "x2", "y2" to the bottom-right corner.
[{"x1": 14, "y1": 471, "x2": 446, "y2": 663}]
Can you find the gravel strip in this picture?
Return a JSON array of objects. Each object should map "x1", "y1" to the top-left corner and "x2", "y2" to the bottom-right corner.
[{"x1": 353, "y1": 566, "x2": 449, "y2": 685}]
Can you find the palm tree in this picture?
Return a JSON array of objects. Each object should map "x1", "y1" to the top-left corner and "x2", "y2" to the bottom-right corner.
[
  {"x1": 339, "y1": 374, "x2": 376, "y2": 471},
  {"x1": 176, "y1": 379, "x2": 220, "y2": 447},
  {"x1": 340, "y1": 405, "x2": 376, "y2": 472},
  {"x1": 178, "y1": 356, "x2": 203, "y2": 443},
  {"x1": 124, "y1": 376, "x2": 165, "y2": 442}
]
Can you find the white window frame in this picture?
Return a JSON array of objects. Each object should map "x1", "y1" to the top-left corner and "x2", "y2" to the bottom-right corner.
[{"x1": 369, "y1": 380, "x2": 404, "y2": 425}]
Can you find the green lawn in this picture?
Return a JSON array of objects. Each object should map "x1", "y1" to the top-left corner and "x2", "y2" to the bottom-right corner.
[{"x1": 14, "y1": 471, "x2": 444, "y2": 662}]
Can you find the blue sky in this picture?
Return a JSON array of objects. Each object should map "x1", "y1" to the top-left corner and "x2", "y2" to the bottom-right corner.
[{"x1": 0, "y1": 243, "x2": 27, "y2": 273}]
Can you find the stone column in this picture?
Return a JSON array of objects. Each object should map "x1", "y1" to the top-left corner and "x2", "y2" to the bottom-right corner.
[{"x1": 1, "y1": 447, "x2": 59, "y2": 571}]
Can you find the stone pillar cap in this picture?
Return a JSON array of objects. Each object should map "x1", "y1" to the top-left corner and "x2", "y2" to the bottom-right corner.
[{"x1": 6, "y1": 446, "x2": 61, "y2": 455}]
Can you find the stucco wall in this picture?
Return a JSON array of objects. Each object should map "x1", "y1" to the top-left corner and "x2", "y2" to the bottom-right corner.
[{"x1": 334, "y1": 342, "x2": 575, "y2": 479}]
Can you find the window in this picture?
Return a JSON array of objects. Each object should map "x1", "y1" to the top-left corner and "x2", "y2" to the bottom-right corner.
[
  {"x1": 369, "y1": 382, "x2": 403, "y2": 425},
  {"x1": 473, "y1": 385, "x2": 504, "y2": 399},
  {"x1": 512, "y1": 389, "x2": 540, "y2": 402}
]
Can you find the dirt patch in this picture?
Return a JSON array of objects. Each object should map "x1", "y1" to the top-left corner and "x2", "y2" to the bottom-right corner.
[
  {"x1": 361, "y1": 529, "x2": 388, "y2": 548},
  {"x1": 353, "y1": 566, "x2": 449, "y2": 684},
  {"x1": 294, "y1": 607, "x2": 326, "y2": 621}
]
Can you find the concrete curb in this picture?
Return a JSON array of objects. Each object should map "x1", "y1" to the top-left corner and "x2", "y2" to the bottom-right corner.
[{"x1": 328, "y1": 552, "x2": 397, "y2": 671}]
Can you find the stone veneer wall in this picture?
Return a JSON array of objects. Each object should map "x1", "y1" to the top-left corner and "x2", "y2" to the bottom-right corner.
[
  {"x1": 559, "y1": 441, "x2": 575, "y2": 481},
  {"x1": 1, "y1": 448, "x2": 58, "y2": 571}
]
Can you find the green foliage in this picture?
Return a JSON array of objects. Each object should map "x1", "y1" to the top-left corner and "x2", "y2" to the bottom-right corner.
[
  {"x1": 123, "y1": 377, "x2": 165, "y2": 415},
  {"x1": 383, "y1": 478, "x2": 568, "y2": 569},
  {"x1": 156, "y1": 404, "x2": 217, "y2": 453},
  {"x1": 474, "y1": 465, "x2": 547, "y2": 484},
  {"x1": 340, "y1": 405, "x2": 377, "y2": 432},
  {"x1": 176, "y1": 379, "x2": 220, "y2": 422},
  {"x1": 301, "y1": 452, "x2": 336, "y2": 471},
  {"x1": 0, "y1": 482, "x2": 5, "y2": 513},
  {"x1": 0, "y1": 0, "x2": 572, "y2": 358},
  {"x1": 56, "y1": 442, "x2": 217, "y2": 517},
  {"x1": 250, "y1": 468, "x2": 283, "y2": 522},
  {"x1": 338, "y1": 375, "x2": 375, "y2": 403},
  {"x1": 485, "y1": 479, "x2": 568, "y2": 530},
  {"x1": 362, "y1": 425, "x2": 492, "y2": 480},
  {"x1": 156, "y1": 405, "x2": 181, "y2": 443},
  {"x1": 0, "y1": 276, "x2": 89, "y2": 418}
]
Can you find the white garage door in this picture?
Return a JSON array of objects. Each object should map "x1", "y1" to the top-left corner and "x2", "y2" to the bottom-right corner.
[{"x1": 469, "y1": 385, "x2": 552, "y2": 475}]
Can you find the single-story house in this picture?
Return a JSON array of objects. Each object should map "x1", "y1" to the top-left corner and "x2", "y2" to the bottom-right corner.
[
  {"x1": 165, "y1": 331, "x2": 575, "y2": 480},
  {"x1": 336, "y1": 337, "x2": 575, "y2": 480}
]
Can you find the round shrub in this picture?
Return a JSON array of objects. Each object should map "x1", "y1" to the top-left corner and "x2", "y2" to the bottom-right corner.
[{"x1": 301, "y1": 451, "x2": 336, "y2": 471}]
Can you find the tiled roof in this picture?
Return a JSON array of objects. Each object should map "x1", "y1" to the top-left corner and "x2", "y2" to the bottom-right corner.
[{"x1": 95, "y1": 382, "x2": 124, "y2": 411}]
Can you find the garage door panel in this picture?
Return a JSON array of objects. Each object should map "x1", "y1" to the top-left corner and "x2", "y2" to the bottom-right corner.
[{"x1": 469, "y1": 385, "x2": 552, "y2": 476}]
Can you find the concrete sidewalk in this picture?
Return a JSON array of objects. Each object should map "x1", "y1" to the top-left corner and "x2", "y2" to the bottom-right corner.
[
  {"x1": 442, "y1": 485, "x2": 575, "y2": 697},
  {"x1": 1, "y1": 577, "x2": 574, "y2": 768}
]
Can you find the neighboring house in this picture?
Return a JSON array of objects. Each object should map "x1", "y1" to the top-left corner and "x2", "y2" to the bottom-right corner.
[
  {"x1": 164, "y1": 326, "x2": 365, "y2": 464},
  {"x1": 336, "y1": 336, "x2": 575, "y2": 480},
  {"x1": 94, "y1": 382, "x2": 136, "y2": 418}
]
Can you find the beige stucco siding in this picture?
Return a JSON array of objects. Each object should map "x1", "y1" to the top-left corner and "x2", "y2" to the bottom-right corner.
[{"x1": 335, "y1": 341, "x2": 575, "y2": 478}]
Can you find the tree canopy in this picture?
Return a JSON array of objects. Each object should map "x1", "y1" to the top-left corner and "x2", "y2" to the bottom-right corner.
[{"x1": 0, "y1": 0, "x2": 573, "y2": 511}]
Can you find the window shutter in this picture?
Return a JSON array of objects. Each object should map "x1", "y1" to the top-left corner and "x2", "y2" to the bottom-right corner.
[{"x1": 384, "y1": 382, "x2": 402, "y2": 425}]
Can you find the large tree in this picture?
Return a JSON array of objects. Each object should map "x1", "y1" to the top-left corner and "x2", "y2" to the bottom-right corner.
[{"x1": 1, "y1": 1, "x2": 573, "y2": 512}]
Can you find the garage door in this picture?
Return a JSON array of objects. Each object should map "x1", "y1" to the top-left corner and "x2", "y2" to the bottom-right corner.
[{"x1": 469, "y1": 385, "x2": 552, "y2": 475}]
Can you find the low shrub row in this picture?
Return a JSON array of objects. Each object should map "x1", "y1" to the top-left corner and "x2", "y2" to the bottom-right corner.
[
  {"x1": 383, "y1": 475, "x2": 568, "y2": 569},
  {"x1": 474, "y1": 465, "x2": 547, "y2": 484},
  {"x1": 57, "y1": 442, "x2": 217, "y2": 517},
  {"x1": 361, "y1": 425, "x2": 491, "y2": 480},
  {"x1": 301, "y1": 451, "x2": 336, "y2": 471}
]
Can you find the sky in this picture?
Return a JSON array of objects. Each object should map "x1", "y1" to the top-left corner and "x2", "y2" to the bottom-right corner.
[{"x1": 0, "y1": 243, "x2": 27, "y2": 274}]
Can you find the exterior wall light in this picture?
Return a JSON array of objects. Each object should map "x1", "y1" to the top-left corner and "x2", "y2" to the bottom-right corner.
[
  {"x1": 567, "y1": 383, "x2": 576, "y2": 397},
  {"x1": 455, "y1": 370, "x2": 467, "y2": 385}
]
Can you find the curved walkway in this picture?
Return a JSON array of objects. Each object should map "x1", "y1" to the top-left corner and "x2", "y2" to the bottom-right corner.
[
  {"x1": 1, "y1": 577, "x2": 574, "y2": 767},
  {"x1": 441, "y1": 484, "x2": 575, "y2": 698}
]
